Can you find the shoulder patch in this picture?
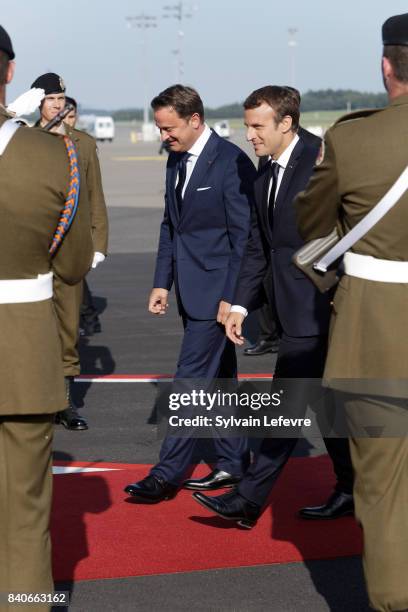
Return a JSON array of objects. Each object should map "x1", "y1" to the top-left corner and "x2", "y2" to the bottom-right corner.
[{"x1": 334, "y1": 108, "x2": 384, "y2": 126}]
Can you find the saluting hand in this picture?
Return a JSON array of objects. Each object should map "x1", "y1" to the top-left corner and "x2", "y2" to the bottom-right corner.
[
  {"x1": 148, "y1": 288, "x2": 169, "y2": 315},
  {"x1": 217, "y1": 301, "x2": 232, "y2": 325},
  {"x1": 225, "y1": 312, "x2": 245, "y2": 345}
]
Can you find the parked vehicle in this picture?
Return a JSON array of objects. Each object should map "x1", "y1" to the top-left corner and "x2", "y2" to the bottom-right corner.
[
  {"x1": 77, "y1": 115, "x2": 115, "y2": 142},
  {"x1": 213, "y1": 120, "x2": 231, "y2": 139}
]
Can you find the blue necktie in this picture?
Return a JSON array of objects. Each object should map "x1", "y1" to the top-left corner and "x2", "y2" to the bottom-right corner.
[{"x1": 175, "y1": 152, "x2": 190, "y2": 214}]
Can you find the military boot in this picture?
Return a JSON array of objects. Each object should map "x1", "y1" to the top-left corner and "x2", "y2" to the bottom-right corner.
[{"x1": 55, "y1": 376, "x2": 88, "y2": 431}]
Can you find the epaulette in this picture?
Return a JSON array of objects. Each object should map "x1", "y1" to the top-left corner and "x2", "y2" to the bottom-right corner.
[{"x1": 334, "y1": 108, "x2": 384, "y2": 126}]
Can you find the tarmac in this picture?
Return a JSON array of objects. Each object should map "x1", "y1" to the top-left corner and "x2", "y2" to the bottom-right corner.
[{"x1": 53, "y1": 124, "x2": 370, "y2": 611}]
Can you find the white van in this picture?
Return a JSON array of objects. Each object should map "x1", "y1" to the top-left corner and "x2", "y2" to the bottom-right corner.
[
  {"x1": 213, "y1": 120, "x2": 231, "y2": 139},
  {"x1": 77, "y1": 115, "x2": 115, "y2": 142}
]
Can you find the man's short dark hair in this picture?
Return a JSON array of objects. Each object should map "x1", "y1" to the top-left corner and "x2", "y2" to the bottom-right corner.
[
  {"x1": 151, "y1": 84, "x2": 204, "y2": 121},
  {"x1": 0, "y1": 50, "x2": 9, "y2": 86},
  {"x1": 383, "y1": 45, "x2": 408, "y2": 83},
  {"x1": 65, "y1": 95, "x2": 77, "y2": 110},
  {"x1": 243, "y1": 85, "x2": 300, "y2": 131}
]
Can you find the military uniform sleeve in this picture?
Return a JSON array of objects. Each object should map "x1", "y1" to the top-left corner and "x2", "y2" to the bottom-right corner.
[
  {"x1": 295, "y1": 130, "x2": 341, "y2": 241},
  {"x1": 86, "y1": 141, "x2": 109, "y2": 254},
  {"x1": 51, "y1": 187, "x2": 93, "y2": 285}
]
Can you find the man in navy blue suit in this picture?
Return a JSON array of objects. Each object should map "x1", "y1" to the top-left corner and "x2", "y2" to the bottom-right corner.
[
  {"x1": 125, "y1": 85, "x2": 256, "y2": 502},
  {"x1": 192, "y1": 86, "x2": 353, "y2": 527}
]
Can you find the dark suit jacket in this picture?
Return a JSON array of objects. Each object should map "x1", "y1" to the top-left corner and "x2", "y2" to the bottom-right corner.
[
  {"x1": 153, "y1": 130, "x2": 256, "y2": 320},
  {"x1": 234, "y1": 130, "x2": 331, "y2": 337}
]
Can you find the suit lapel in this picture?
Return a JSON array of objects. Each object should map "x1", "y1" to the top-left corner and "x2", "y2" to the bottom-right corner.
[
  {"x1": 166, "y1": 154, "x2": 180, "y2": 224},
  {"x1": 273, "y1": 139, "x2": 304, "y2": 225},
  {"x1": 182, "y1": 131, "x2": 219, "y2": 206},
  {"x1": 255, "y1": 163, "x2": 273, "y2": 243}
]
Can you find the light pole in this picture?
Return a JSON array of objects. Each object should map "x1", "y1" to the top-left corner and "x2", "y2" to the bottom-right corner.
[
  {"x1": 126, "y1": 13, "x2": 157, "y2": 126},
  {"x1": 288, "y1": 27, "x2": 298, "y2": 88},
  {"x1": 163, "y1": 2, "x2": 196, "y2": 81}
]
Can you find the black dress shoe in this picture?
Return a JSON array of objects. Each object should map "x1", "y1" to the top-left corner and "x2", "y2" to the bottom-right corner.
[
  {"x1": 124, "y1": 475, "x2": 177, "y2": 503},
  {"x1": 299, "y1": 491, "x2": 354, "y2": 520},
  {"x1": 183, "y1": 469, "x2": 241, "y2": 491},
  {"x1": 55, "y1": 408, "x2": 88, "y2": 431},
  {"x1": 193, "y1": 490, "x2": 261, "y2": 529},
  {"x1": 243, "y1": 339, "x2": 279, "y2": 356}
]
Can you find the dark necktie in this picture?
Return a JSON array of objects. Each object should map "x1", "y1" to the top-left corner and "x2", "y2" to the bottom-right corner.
[
  {"x1": 267, "y1": 161, "x2": 280, "y2": 229},
  {"x1": 175, "y1": 152, "x2": 190, "y2": 214}
]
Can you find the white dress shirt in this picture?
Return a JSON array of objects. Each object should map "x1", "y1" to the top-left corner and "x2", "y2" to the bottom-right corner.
[
  {"x1": 175, "y1": 123, "x2": 212, "y2": 197},
  {"x1": 231, "y1": 133, "x2": 300, "y2": 317}
]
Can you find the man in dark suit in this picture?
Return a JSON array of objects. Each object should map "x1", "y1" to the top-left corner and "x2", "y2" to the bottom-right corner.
[
  {"x1": 193, "y1": 86, "x2": 353, "y2": 527},
  {"x1": 125, "y1": 85, "x2": 256, "y2": 502}
]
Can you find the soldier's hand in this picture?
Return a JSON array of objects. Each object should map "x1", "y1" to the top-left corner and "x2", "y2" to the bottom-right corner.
[
  {"x1": 225, "y1": 312, "x2": 245, "y2": 345},
  {"x1": 148, "y1": 288, "x2": 169, "y2": 315},
  {"x1": 217, "y1": 300, "x2": 232, "y2": 325}
]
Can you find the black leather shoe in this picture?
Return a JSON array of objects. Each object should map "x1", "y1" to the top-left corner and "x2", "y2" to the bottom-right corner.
[
  {"x1": 183, "y1": 469, "x2": 241, "y2": 491},
  {"x1": 56, "y1": 377, "x2": 88, "y2": 430},
  {"x1": 80, "y1": 318, "x2": 102, "y2": 336},
  {"x1": 299, "y1": 491, "x2": 354, "y2": 520},
  {"x1": 243, "y1": 340, "x2": 279, "y2": 356},
  {"x1": 55, "y1": 408, "x2": 88, "y2": 431},
  {"x1": 193, "y1": 490, "x2": 260, "y2": 529},
  {"x1": 124, "y1": 475, "x2": 177, "y2": 503}
]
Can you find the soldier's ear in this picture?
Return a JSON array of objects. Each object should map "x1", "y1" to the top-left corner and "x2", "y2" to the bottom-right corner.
[
  {"x1": 382, "y1": 56, "x2": 393, "y2": 82},
  {"x1": 6, "y1": 60, "x2": 15, "y2": 84}
]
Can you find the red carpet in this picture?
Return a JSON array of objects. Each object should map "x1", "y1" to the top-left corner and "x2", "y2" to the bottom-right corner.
[{"x1": 51, "y1": 456, "x2": 362, "y2": 582}]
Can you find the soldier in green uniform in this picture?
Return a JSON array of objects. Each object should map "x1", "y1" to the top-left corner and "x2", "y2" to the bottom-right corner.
[
  {"x1": 31, "y1": 73, "x2": 109, "y2": 430},
  {"x1": 295, "y1": 13, "x2": 408, "y2": 612},
  {"x1": 64, "y1": 95, "x2": 104, "y2": 337},
  {"x1": 0, "y1": 25, "x2": 93, "y2": 607}
]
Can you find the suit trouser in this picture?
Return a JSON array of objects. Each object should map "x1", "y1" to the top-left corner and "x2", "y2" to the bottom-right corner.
[
  {"x1": 238, "y1": 334, "x2": 353, "y2": 507},
  {"x1": 341, "y1": 394, "x2": 408, "y2": 612},
  {"x1": 53, "y1": 276, "x2": 83, "y2": 377},
  {"x1": 151, "y1": 317, "x2": 248, "y2": 485},
  {"x1": 0, "y1": 415, "x2": 54, "y2": 612},
  {"x1": 258, "y1": 267, "x2": 279, "y2": 344}
]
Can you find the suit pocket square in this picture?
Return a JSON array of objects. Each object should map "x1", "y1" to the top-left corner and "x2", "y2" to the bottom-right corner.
[{"x1": 196, "y1": 186, "x2": 212, "y2": 191}]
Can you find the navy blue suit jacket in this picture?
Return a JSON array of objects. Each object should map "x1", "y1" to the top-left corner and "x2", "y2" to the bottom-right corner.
[
  {"x1": 153, "y1": 131, "x2": 256, "y2": 320},
  {"x1": 234, "y1": 133, "x2": 331, "y2": 337}
]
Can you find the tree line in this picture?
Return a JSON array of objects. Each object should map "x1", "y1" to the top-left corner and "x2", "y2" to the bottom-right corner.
[{"x1": 81, "y1": 90, "x2": 388, "y2": 121}]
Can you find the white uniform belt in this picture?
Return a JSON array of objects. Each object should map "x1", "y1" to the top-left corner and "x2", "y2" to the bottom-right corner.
[
  {"x1": 0, "y1": 272, "x2": 53, "y2": 304},
  {"x1": 344, "y1": 252, "x2": 408, "y2": 283}
]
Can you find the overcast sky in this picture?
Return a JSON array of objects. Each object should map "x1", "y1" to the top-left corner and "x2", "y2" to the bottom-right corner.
[{"x1": 3, "y1": 1, "x2": 407, "y2": 110}]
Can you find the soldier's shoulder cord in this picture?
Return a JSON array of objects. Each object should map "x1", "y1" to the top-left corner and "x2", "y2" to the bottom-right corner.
[{"x1": 49, "y1": 136, "x2": 80, "y2": 255}]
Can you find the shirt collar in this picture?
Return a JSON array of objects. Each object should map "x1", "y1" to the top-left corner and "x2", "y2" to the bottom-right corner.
[
  {"x1": 269, "y1": 133, "x2": 300, "y2": 169},
  {"x1": 188, "y1": 123, "x2": 212, "y2": 157}
]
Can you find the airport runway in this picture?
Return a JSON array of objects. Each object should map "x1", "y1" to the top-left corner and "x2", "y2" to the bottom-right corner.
[{"x1": 52, "y1": 125, "x2": 370, "y2": 611}]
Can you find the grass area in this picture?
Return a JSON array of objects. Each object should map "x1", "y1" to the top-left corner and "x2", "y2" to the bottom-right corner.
[{"x1": 300, "y1": 110, "x2": 345, "y2": 129}]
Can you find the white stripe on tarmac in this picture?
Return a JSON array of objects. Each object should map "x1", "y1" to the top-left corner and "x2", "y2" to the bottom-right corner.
[
  {"x1": 74, "y1": 376, "x2": 273, "y2": 383},
  {"x1": 53, "y1": 467, "x2": 120, "y2": 475}
]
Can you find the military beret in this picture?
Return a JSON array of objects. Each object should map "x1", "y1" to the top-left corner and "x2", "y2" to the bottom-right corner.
[
  {"x1": 0, "y1": 24, "x2": 15, "y2": 60},
  {"x1": 30, "y1": 73, "x2": 66, "y2": 95},
  {"x1": 382, "y1": 13, "x2": 408, "y2": 46}
]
